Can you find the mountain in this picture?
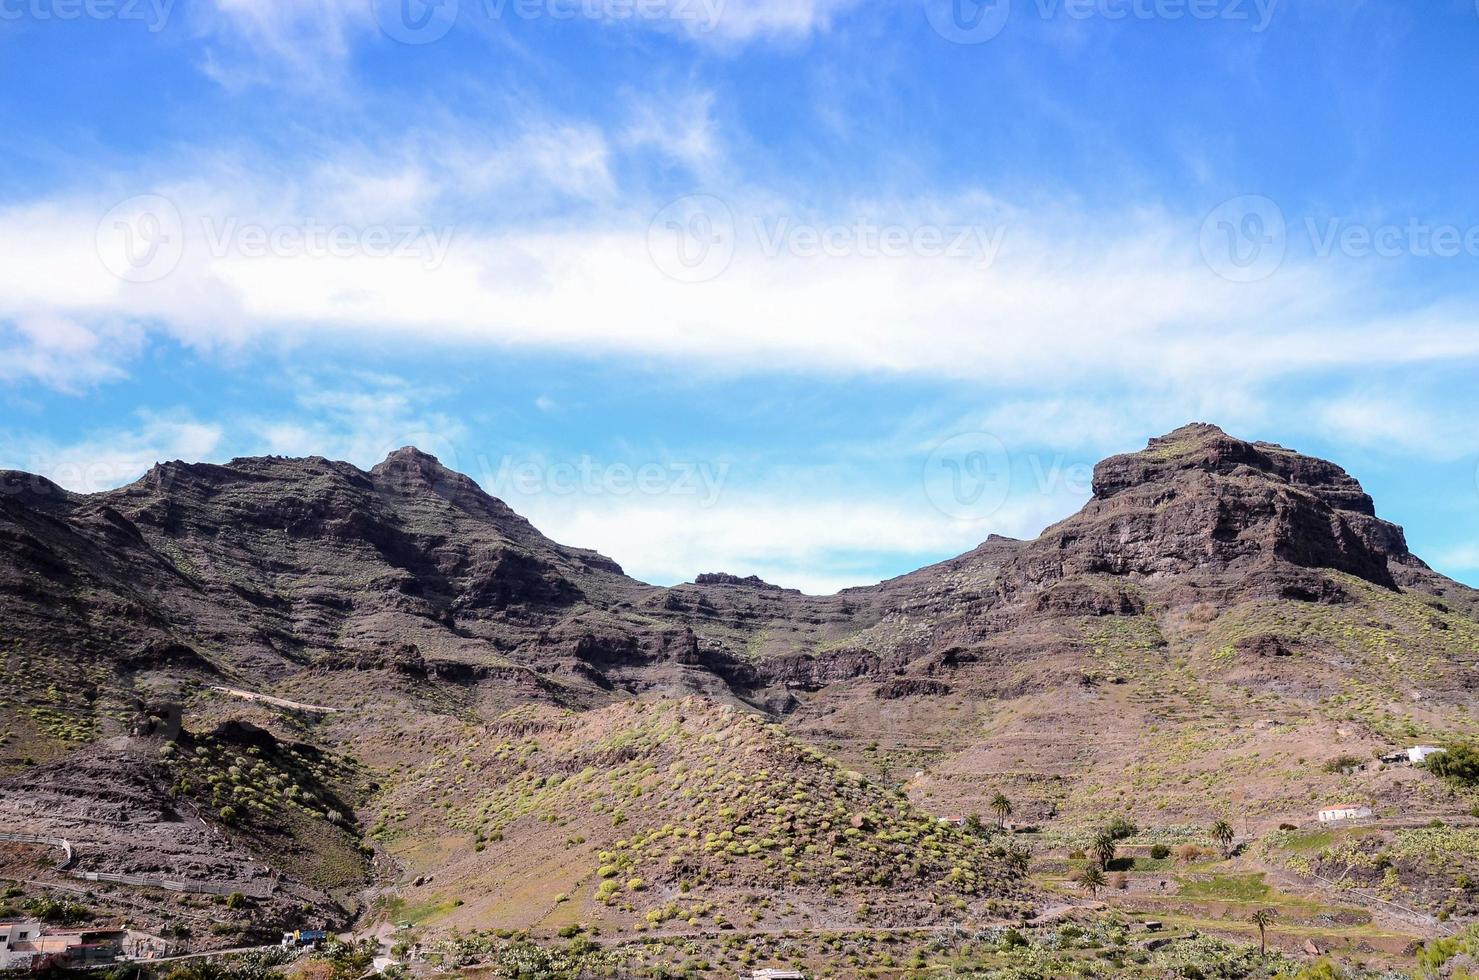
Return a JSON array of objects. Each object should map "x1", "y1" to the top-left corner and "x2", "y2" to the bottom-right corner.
[{"x1": 2, "y1": 424, "x2": 1477, "y2": 956}]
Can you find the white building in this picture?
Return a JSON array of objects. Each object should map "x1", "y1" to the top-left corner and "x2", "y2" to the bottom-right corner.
[
  {"x1": 1408, "y1": 746, "x2": 1445, "y2": 765},
  {"x1": 750, "y1": 971, "x2": 806, "y2": 980},
  {"x1": 0, "y1": 921, "x2": 42, "y2": 971},
  {"x1": 1318, "y1": 804, "x2": 1374, "y2": 823}
]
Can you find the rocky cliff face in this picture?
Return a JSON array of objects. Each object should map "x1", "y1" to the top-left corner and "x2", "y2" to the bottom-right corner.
[
  {"x1": 1007, "y1": 422, "x2": 1422, "y2": 593},
  {"x1": 3, "y1": 424, "x2": 1478, "y2": 935}
]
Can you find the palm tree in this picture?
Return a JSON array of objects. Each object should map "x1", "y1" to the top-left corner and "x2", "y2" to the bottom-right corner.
[
  {"x1": 1004, "y1": 845, "x2": 1032, "y2": 876},
  {"x1": 1250, "y1": 908, "x2": 1277, "y2": 955},
  {"x1": 990, "y1": 792, "x2": 1013, "y2": 828},
  {"x1": 1092, "y1": 830, "x2": 1118, "y2": 870},
  {"x1": 1076, "y1": 865, "x2": 1107, "y2": 898},
  {"x1": 1211, "y1": 819, "x2": 1235, "y2": 858}
]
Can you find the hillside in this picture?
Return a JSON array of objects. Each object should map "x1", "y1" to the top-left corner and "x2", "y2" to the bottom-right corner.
[{"x1": 2, "y1": 423, "x2": 1478, "y2": 968}]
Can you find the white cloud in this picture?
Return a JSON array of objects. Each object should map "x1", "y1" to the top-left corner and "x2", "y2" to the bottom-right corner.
[
  {"x1": 198, "y1": 0, "x2": 367, "y2": 87},
  {"x1": 5, "y1": 133, "x2": 1479, "y2": 401},
  {"x1": 193, "y1": 0, "x2": 858, "y2": 89},
  {"x1": 0, "y1": 316, "x2": 141, "y2": 392},
  {"x1": 499, "y1": 478, "x2": 1080, "y2": 593},
  {"x1": 695, "y1": 0, "x2": 860, "y2": 41},
  {"x1": 0, "y1": 372, "x2": 467, "y2": 494},
  {"x1": 1, "y1": 415, "x2": 224, "y2": 494},
  {"x1": 621, "y1": 89, "x2": 720, "y2": 174},
  {"x1": 491, "y1": 458, "x2": 1082, "y2": 591},
  {"x1": 1311, "y1": 394, "x2": 1479, "y2": 460},
  {"x1": 1432, "y1": 543, "x2": 1479, "y2": 571}
]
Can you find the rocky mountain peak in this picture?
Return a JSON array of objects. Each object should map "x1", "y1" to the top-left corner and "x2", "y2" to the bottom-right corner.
[
  {"x1": 1092, "y1": 423, "x2": 1376, "y2": 517},
  {"x1": 369, "y1": 446, "x2": 496, "y2": 505},
  {"x1": 693, "y1": 572, "x2": 798, "y2": 593},
  {"x1": 1021, "y1": 423, "x2": 1414, "y2": 591}
]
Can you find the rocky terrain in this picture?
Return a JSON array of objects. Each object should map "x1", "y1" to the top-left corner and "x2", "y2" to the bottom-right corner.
[{"x1": 1, "y1": 422, "x2": 1477, "y2": 964}]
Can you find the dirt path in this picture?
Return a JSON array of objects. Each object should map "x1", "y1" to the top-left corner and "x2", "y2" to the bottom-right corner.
[{"x1": 211, "y1": 686, "x2": 339, "y2": 714}]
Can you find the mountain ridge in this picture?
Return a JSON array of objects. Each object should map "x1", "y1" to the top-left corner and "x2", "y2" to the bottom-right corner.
[{"x1": 3, "y1": 422, "x2": 1478, "y2": 954}]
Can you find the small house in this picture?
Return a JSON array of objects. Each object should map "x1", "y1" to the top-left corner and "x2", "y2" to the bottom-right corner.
[
  {"x1": 0, "y1": 925, "x2": 126, "y2": 971},
  {"x1": 1408, "y1": 746, "x2": 1445, "y2": 765},
  {"x1": 937, "y1": 815, "x2": 967, "y2": 828},
  {"x1": 0, "y1": 921, "x2": 43, "y2": 972},
  {"x1": 0, "y1": 920, "x2": 41, "y2": 949},
  {"x1": 749, "y1": 970, "x2": 807, "y2": 980},
  {"x1": 1317, "y1": 804, "x2": 1373, "y2": 823}
]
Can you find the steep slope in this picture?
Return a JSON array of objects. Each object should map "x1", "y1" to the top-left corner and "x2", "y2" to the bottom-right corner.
[
  {"x1": 786, "y1": 424, "x2": 1479, "y2": 829},
  {"x1": 2, "y1": 423, "x2": 1478, "y2": 948},
  {"x1": 361, "y1": 698, "x2": 1033, "y2": 935}
]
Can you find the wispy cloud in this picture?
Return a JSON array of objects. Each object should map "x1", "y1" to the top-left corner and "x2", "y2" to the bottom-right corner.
[
  {"x1": 1311, "y1": 392, "x2": 1479, "y2": 460},
  {"x1": 194, "y1": 0, "x2": 860, "y2": 89},
  {"x1": 0, "y1": 413, "x2": 224, "y2": 493},
  {"x1": 0, "y1": 372, "x2": 465, "y2": 492},
  {"x1": 7, "y1": 161, "x2": 1479, "y2": 397},
  {"x1": 508, "y1": 485, "x2": 1074, "y2": 593}
]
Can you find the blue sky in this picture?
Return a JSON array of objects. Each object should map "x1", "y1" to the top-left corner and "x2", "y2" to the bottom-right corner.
[{"x1": 3, "y1": 0, "x2": 1479, "y2": 592}]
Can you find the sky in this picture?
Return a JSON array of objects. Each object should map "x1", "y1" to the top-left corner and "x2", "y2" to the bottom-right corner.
[{"x1": 2, "y1": 0, "x2": 1479, "y2": 593}]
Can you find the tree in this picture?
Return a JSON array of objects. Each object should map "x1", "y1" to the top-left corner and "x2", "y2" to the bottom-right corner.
[
  {"x1": 1211, "y1": 819, "x2": 1236, "y2": 858},
  {"x1": 1091, "y1": 830, "x2": 1118, "y2": 870},
  {"x1": 1427, "y1": 743, "x2": 1479, "y2": 786},
  {"x1": 1004, "y1": 845, "x2": 1032, "y2": 876},
  {"x1": 1076, "y1": 865, "x2": 1107, "y2": 898},
  {"x1": 1250, "y1": 907, "x2": 1277, "y2": 955},
  {"x1": 990, "y1": 792, "x2": 1013, "y2": 828}
]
